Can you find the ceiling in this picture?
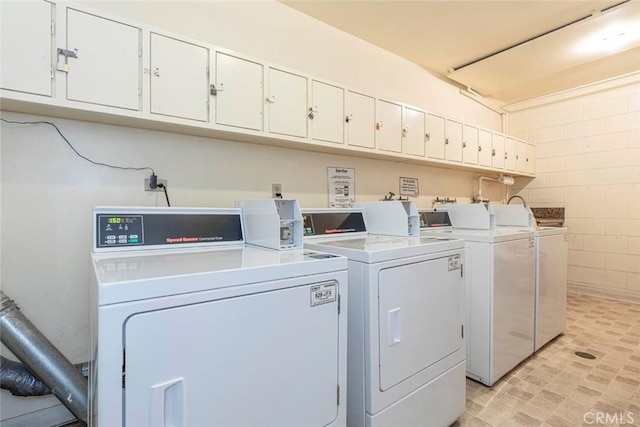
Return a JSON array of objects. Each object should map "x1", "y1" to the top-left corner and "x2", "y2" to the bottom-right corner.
[{"x1": 279, "y1": 0, "x2": 640, "y2": 106}]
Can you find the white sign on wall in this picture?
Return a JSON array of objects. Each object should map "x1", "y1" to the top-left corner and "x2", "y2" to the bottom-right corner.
[
  {"x1": 399, "y1": 177, "x2": 419, "y2": 197},
  {"x1": 327, "y1": 167, "x2": 355, "y2": 208}
]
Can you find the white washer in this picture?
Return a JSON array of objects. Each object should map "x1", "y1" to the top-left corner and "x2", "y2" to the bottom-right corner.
[
  {"x1": 492, "y1": 205, "x2": 568, "y2": 351},
  {"x1": 90, "y1": 207, "x2": 348, "y2": 427},
  {"x1": 302, "y1": 207, "x2": 466, "y2": 427},
  {"x1": 420, "y1": 205, "x2": 535, "y2": 386}
]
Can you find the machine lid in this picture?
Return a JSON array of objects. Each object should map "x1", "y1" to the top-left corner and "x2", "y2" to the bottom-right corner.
[
  {"x1": 421, "y1": 227, "x2": 534, "y2": 243},
  {"x1": 93, "y1": 246, "x2": 347, "y2": 305},
  {"x1": 93, "y1": 207, "x2": 244, "y2": 252},
  {"x1": 304, "y1": 234, "x2": 464, "y2": 263}
]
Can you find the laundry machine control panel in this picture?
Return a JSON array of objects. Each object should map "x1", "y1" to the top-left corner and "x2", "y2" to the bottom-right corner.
[
  {"x1": 94, "y1": 207, "x2": 244, "y2": 251},
  {"x1": 302, "y1": 211, "x2": 367, "y2": 237}
]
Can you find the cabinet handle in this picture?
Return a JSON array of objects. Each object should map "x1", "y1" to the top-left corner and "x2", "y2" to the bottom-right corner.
[
  {"x1": 308, "y1": 107, "x2": 318, "y2": 120},
  {"x1": 445, "y1": 137, "x2": 449, "y2": 145},
  {"x1": 402, "y1": 126, "x2": 408, "y2": 137},
  {"x1": 478, "y1": 146, "x2": 482, "y2": 152},
  {"x1": 153, "y1": 67, "x2": 160, "y2": 77},
  {"x1": 376, "y1": 121, "x2": 383, "y2": 130},
  {"x1": 505, "y1": 152, "x2": 508, "y2": 159},
  {"x1": 265, "y1": 96, "x2": 276, "y2": 103},
  {"x1": 210, "y1": 83, "x2": 224, "y2": 96},
  {"x1": 516, "y1": 154, "x2": 519, "y2": 160},
  {"x1": 425, "y1": 132, "x2": 430, "y2": 140},
  {"x1": 463, "y1": 142, "x2": 467, "y2": 148},
  {"x1": 492, "y1": 149, "x2": 496, "y2": 156},
  {"x1": 345, "y1": 114, "x2": 353, "y2": 123}
]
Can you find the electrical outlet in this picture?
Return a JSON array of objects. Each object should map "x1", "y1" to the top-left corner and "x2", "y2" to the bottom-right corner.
[
  {"x1": 144, "y1": 178, "x2": 168, "y2": 192},
  {"x1": 272, "y1": 183, "x2": 282, "y2": 198}
]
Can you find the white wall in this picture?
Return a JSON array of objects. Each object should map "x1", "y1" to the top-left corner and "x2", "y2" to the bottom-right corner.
[
  {"x1": 1, "y1": 0, "x2": 507, "y2": 421},
  {"x1": 509, "y1": 74, "x2": 640, "y2": 303}
]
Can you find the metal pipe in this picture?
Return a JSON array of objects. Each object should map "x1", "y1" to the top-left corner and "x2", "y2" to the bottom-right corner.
[{"x1": 0, "y1": 291, "x2": 88, "y2": 424}]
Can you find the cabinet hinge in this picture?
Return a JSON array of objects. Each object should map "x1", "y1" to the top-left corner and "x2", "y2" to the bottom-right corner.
[
  {"x1": 206, "y1": 63, "x2": 210, "y2": 77},
  {"x1": 337, "y1": 294, "x2": 341, "y2": 315},
  {"x1": 337, "y1": 385, "x2": 340, "y2": 406},
  {"x1": 51, "y1": 66, "x2": 55, "y2": 79},
  {"x1": 138, "y1": 83, "x2": 141, "y2": 96},
  {"x1": 461, "y1": 324, "x2": 464, "y2": 339},
  {"x1": 51, "y1": 20, "x2": 55, "y2": 35},
  {"x1": 461, "y1": 264, "x2": 464, "y2": 277},
  {"x1": 138, "y1": 44, "x2": 142, "y2": 57}
]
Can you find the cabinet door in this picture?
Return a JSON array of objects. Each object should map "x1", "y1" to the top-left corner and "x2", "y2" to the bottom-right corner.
[
  {"x1": 463, "y1": 124, "x2": 479, "y2": 165},
  {"x1": 491, "y1": 133, "x2": 505, "y2": 169},
  {"x1": 504, "y1": 137, "x2": 516, "y2": 171},
  {"x1": 0, "y1": 1, "x2": 52, "y2": 96},
  {"x1": 478, "y1": 129, "x2": 492, "y2": 167},
  {"x1": 214, "y1": 51, "x2": 263, "y2": 131},
  {"x1": 66, "y1": 9, "x2": 141, "y2": 110},
  {"x1": 426, "y1": 113, "x2": 445, "y2": 160},
  {"x1": 150, "y1": 33, "x2": 209, "y2": 122},
  {"x1": 375, "y1": 100, "x2": 402, "y2": 153},
  {"x1": 445, "y1": 119, "x2": 463, "y2": 163},
  {"x1": 526, "y1": 143, "x2": 536, "y2": 174},
  {"x1": 346, "y1": 91, "x2": 375, "y2": 149},
  {"x1": 515, "y1": 139, "x2": 528, "y2": 173},
  {"x1": 310, "y1": 80, "x2": 344, "y2": 144},
  {"x1": 267, "y1": 68, "x2": 307, "y2": 138},
  {"x1": 402, "y1": 106, "x2": 425, "y2": 157}
]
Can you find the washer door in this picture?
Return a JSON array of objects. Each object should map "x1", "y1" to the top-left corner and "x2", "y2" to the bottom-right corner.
[
  {"x1": 123, "y1": 281, "x2": 339, "y2": 427},
  {"x1": 378, "y1": 256, "x2": 462, "y2": 391}
]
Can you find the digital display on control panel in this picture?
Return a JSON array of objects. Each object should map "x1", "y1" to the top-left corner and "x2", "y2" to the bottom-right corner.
[
  {"x1": 303, "y1": 212, "x2": 367, "y2": 236},
  {"x1": 96, "y1": 213, "x2": 243, "y2": 248},
  {"x1": 97, "y1": 215, "x2": 143, "y2": 247},
  {"x1": 419, "y1": 211, "x2": 452, "y2": 228}
]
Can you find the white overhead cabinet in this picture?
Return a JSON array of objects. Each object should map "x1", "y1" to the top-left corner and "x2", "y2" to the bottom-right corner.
[
  {"x1": 504, "y1": 137, "x2": 516, "y2": 171},
  {"x1": 478, "y1": 129, "x2": 493, "y2": 167},
  {"x1": 309, "y1": 80, "x2": 344, "y2": 144},
  {"x1": 426, "y1": 113, "x2": 446, "y2": 160},
  {"x1": 150, "y1": 33, "x2": 209, "y2": 122},
  {"x1": 0, "y1": 2, "x2": 536, "y2": 178},
  {"x1": 267, "y1": 68, "x2": 308, "y2": 138},
  {"x1": 375, "y1": 100, "x2": 402, "y2": 153},
  {"x1": 445, "y1": 119, "x2": 463, "y2": 163},
  {"x1": 526, "y1": 143, "x2": 536, "y2": 174},
  {"x1": 402, "y1": 106, "x2": 426, "y2": 157},
  {"x1": 462, "y1": 124, "x2": 479, "y2": 165},
  {"x1": 214, "y1": 51, "x2": 263, "y2": 131},
  {"x1": 491, "y1": 132, "x2": 505, "y2": 169},
  {"x1": 0, "y1": 1, "x2": 53, "y2": 97},
  {"x1": 66, "y1": 9, "x2": 141, "y2": 111},
  {"x1": 514, "y1": 140, "x2": 526, "y2": 172},
  {"x1": 345, "y1": 91, "x2": 375, "y2": 149}
]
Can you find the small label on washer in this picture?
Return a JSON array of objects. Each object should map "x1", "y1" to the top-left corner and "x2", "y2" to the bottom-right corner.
[
  {"x1": 310, "y1": 283, "x2": 337, "y2": 307},
  {"x1": 448, "y1": 255, "x2": 461, "y2": 271}
]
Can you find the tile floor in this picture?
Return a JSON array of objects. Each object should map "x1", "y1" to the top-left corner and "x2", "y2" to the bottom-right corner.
[{"x1": 454, "y1": 293, "x2": 640, "y2": 426}]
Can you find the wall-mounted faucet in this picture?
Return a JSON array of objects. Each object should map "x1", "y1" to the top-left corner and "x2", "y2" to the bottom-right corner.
[{"x1": 507, "y1": 195, "x2": 527, "y2": 206}]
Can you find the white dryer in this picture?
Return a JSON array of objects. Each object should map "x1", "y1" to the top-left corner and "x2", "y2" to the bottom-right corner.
[
  {"x1": 302, "y1": 206, "x2": 466, "y2": 427},
  {"x1": 90, "y1": 207, "x2": 348, "y2": 427},
  {"x1": 420, "y1": 204, "x2": 536, "y2": 386},
  {"x1": 492, "y1": 204, "x2": 569, "y2": 351}
]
